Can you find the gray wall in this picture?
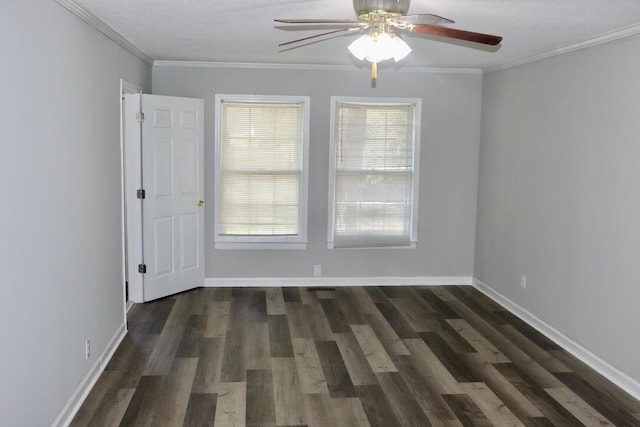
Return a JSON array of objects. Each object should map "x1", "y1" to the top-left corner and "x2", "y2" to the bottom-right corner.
[
  {"x1": 153, "y1": 66, "x2": 482, "y2": 278},
  {"x1": 476, "y1": 35, "x2": 640, "y2": 383},
  {"x1": 0, "y1": 2, "x2": 151, "y2": 425}
]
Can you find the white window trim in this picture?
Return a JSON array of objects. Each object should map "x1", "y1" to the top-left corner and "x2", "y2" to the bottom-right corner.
[
  {"x1": 214, "y1": 94, "x2": 310, "y2": 249},
  {"x1": 327, "y1": 96, "x2": 422, "y2": 250}
]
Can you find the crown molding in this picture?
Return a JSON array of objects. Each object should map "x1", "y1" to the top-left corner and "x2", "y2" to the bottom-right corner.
[
  {"x1": 153, "y1": 60, "x2": 482, "y2": 75},
  {"x1": 55, "y1": 0, "x2": 153, "y2": 66},
  {"x1": 486, "y1": 23, "x2": 640, "y2": 73}
]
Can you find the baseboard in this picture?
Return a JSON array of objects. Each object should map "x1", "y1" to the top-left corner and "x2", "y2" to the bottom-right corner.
[
  {"x1": 52, "y1": 323, "x2": 127, "y2": 427},
  {"x1": 472, "y1": 278, "x2": 640, "y2": 402},
  {"x1": 204, "y1": 276, "x2": 473, "y2": 288}
]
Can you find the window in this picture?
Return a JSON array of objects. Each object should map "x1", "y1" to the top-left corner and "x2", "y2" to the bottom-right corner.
[
  {"x1": 328, "y1": 97, "x2": 421, "y2": 249},
  {"x1": 215, "y1": 95, "x2": 309, "y2": 249}
]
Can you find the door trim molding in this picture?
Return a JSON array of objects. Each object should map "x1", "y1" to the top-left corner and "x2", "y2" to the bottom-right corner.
[{"x1": 120, "y1": 81, "x2": 144, "y2": 303}]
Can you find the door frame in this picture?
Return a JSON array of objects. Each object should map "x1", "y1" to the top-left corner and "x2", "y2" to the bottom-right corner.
[{"x1": 120, "y1": 79, "x2": 144, "y2": 306}]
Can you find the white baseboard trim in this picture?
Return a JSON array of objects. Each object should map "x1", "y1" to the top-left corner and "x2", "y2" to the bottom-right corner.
[
  {"x1": 204, "y1": 276, "x2": 473, "y2": 288},
  {"x1": 472, "y1": 278, "x2": 640, "y2": 402},
  {"x1": 53, "y1": 323, "x2": 128, "y2": 427}
]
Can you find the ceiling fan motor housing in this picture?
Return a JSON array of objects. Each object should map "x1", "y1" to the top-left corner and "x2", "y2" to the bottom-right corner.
[{"x1": 353, "y1": 0, "x2": 410, "y2": 16}]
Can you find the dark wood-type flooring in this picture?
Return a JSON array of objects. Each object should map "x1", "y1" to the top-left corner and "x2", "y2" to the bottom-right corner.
[{"x1": 72, "y1": 286, "x2": 640, "y2": 426}]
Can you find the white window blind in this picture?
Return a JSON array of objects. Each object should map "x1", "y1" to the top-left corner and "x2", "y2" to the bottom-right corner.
[
  {"x1": 330, "y1": 99, "x2": 420, "y2": 249},
  {"x1": 215, "y1": 96, "x2": 308, "y2": 247}
]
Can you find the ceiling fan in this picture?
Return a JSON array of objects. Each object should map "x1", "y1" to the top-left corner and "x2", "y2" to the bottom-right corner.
[{"x1": 275, "y1": 0, "x2": 502, "y2": 80}]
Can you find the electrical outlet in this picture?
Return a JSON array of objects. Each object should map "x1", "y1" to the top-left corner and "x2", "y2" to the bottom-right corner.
[
  {"x1": 85, "y1": 339, "x2": 91, "y2": 360},
  {"x1": 314, "y1": 264, "x2": 322, "y2": 277},
  {"x1": 521, "y1": 275, "x2": 527, "y2": 290}
]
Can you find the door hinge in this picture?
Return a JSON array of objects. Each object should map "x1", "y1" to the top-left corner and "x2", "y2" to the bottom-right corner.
[
  {"x1": 138, "y1": 264, "x2": 147, "y2": 274},
  {"x1": 136, "y1": 112, "x2": 145, "y2": 123},
  {"x1": 137, "y1": 189, "x2": 146, "y2": 199}
]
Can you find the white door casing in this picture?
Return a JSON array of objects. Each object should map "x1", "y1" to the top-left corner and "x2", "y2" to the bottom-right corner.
[{"x1": 141, "y1": 94, "x2": 205, "y2": 301}]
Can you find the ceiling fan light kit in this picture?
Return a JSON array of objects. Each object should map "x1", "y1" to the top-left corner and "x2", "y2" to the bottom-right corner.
[
  {"x1": 275, "y1": 0, "x2": 502, "y2": 83},
  {"x1": 353, "y1": 0, "x2": 410, "y2": 16},
  {"x1": 348, "y1": 33, "x2": 411, "y2": 79}
]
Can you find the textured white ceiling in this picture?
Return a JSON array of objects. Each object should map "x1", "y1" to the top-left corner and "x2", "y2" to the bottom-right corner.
[{"x1": 73, "y1": 0, "x2": 640, "y2": 69}]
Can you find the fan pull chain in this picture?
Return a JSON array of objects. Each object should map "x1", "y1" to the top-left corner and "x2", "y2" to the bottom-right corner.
[{"x1": 371, "y1": 61, "x2": 377, "y2": 80}]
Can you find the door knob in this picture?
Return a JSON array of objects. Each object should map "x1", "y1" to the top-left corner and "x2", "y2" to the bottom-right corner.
[{"x1": 198, "y1": 200, "x2": 205, "y2": 207}]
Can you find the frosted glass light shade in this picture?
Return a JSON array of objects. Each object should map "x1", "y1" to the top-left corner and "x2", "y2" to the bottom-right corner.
[
  {"x1": 353, "y1": 0, "x2": 410, "y2": 16},
  {"x1": 348, "y1": 33, "x2": 411, "y2": 63}
]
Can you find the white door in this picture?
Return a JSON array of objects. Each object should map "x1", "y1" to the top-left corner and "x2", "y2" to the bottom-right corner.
[{"x1": 141, "y1": 94, "x2": 205, "y2": 301}]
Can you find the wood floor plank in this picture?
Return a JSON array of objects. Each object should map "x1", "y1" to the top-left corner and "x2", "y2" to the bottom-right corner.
[
  {"x1": 419, "y1": 331, "x2": 482, "y2": 383},
  {"x1": 214, "y1": 382, "x2": 246, "y2": 427},
  {"x1": 72, "y1": 286, "x2": 640, "y2": 427},
  {"x1": 316, "y1": 340, "x2": 357, "y2": 397},
  {"x1": 118, "y1": 375, "x2": 164, "y2": 426},
  {"x1": 356, "y1": 384, "x2": 401, "y2": 427},
  {"x1": 221, "y1": 328, "x2": 247, "y2": 382},
  {"x1": 403, "y1": 338, "x2": 462, "y2": 394},
  {"x1": 292, "y1": 338, "x2": 330, "y2": 394},
  {"x1": 303, "y1": 394, "x2": 370, "y2": 427},
  {"x1": 416, "y1": 288, "x2": 461, "y2": 318},
  {"x1": 350, "y1": 324, "x2": 397, "y2": 373},
  {"x1": 265, "y1": 287, "x2": 286, "y2": 315},
  {"x1": 183, "y1": 393, "x2": 217, "y2": 427},
  {"x1": 299, "y1": 287, "x2": 320, "y2": 304},
  {"x1": 554, "y1": 371, "x2": 640, "y2": 426},
  {"x1": 346, "y1": 287, "x2": 380, "y2": 315},
  {"x1": 550, "y1": 349, "x2": 640, "y2": 411},
  {"x1": 154, "y1": 357, "x2": 199, "y2": 426},
  {"x1": 269, "y1": 314, "x2": 294, "y2": 357},
  {"x1": 460, "y1": 354, "x2": 544, "y2": 419},
  {"x1": 204, "y1": 301, "x2": 230, "y2": 338},
  {"x1": 364, "y1": 311, "x2": 411, "y2": 356},
  {"x1": 442, "y1": 393, "x2": 492, "y2": 427},
  {"x1": 286, "y1": 302, "x2": 313, "y2": 338},
  {"x1": 245, "y1": 321, "x2": 271, "y2": 370},
  {"x1": 336, "y1": 290, "x2": 368, "y2": 325},
  {"x1": 70, "y1": 370, "x2": 133, "y2": 427},
  {"x1": 246, "y1": 369, "x2": 276, "y2": 426},
  {"x1": 392, "y1": 354, "x2": 460, "y2": 424},
  {"x1": 446, "y1": 318, "x2": 510, "y2": 363},
  {"x1": 460, "y1": 382, "x2": 524, "y2": 426},
  {"x1": 176, "y1": 314, "x2": 206, "y2": 358},
  {"x1": 247, "y1": 290, "x2": 268, "y2": 323},
  {"x1": 143, "y1": 295, "x2": 192, "y2": 375},
  {"x1": 376, "y1": 371, "x2": 434, "y2": 427},
  {"x1": 272, "y1": 357, "x2": 307, "y2": 425},
  {"x1": 545, "y1": 387, "x2": 615, "y2": 426},
  {"x1": 498, "y1": 324, "x2": 571, "y2": 373},
  {"x1": 283, "y1": 287, "x2": 302, "y2": 302},
  {"x1": 320, "y1": 299, "x2": 351, "y2": 333},
  {"x1": 192, "y1": 337, "x2": 225, "y2": 394},
  {"x1": 389, "y1": 296, "x2": 438, "y2": 332},
  {"x1": 495, "y1": 362, "x2": 585, "y2": 426},
  {"x1": 375, "y1": 301, "x2": 419, "y2": 339},
  {"x1": 306, "y1": 302, "x2": 335, "y2": 341},
  {"x1": 334, "y1": 331, "x2": 378, "y2": 386},
  {"x1": 90, "y1": 388, "x2": 135, "y2": 426}
]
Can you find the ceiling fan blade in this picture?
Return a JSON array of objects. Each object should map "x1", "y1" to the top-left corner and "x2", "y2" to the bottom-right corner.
[
  {"x1": 278, "y1": 28, "x2": 357, "y2": 46},
  {"x1": 408, "y1": 24, "x2": 502, "y2": 45},
  {"x1": 275, "y1": 24, "x2": 364, "y2": 31},
  {"x1": 390, "y1": 13, "x2": 454, "y2": 26},
  {"x1": 275, "y1": 18, "x2": 360, "y2": 24}
]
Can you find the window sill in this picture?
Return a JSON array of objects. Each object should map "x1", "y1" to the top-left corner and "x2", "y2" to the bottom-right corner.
[
  {"x1": 327, "y1": 242, "x2": 417, "y2": 250},
  {"x1": 215, "y1": 242, "x2": 307, "y2": 250}
]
